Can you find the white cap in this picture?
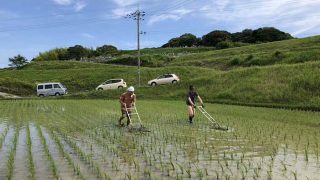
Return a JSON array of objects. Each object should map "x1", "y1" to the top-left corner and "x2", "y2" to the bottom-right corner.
[{"x1": 128, "y1": 86, "x2": 135, "y2": 92}]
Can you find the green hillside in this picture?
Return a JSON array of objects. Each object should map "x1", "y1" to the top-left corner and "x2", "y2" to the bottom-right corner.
[
  {"x1": 1, "y1": 36, "x2": 320, "y2": 110},
  {"x1": 167, "y1": 36, "x2": 320, "y2": 69},
  {"x1": 101, "y1": 36, "x2": 320, "y2": 69}
]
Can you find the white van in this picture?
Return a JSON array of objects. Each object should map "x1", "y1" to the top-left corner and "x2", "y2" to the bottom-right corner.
[{"x1": 37, "y1": 82, "x2": 67, "y2": 97}]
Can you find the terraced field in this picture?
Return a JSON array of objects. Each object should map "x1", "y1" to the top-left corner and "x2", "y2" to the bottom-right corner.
[{"x1": 0, "y1": 99, "x2": 319, "y2": 179}]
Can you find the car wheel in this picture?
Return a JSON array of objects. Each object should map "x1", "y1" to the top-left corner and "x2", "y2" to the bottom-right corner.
[
  {"x1": 98, "y1": 88, "x2": 103, "y2": 91},
  {"x1": 151, "y1": 82, "x2": 157, "y2": 87},
  {"x1": 172, "y1": 80, "x2": 178, "y2": 84},
  {"x1": 39, "y1": 94, "x2": 44, "y2": 97},
  {"x1": 118, "y1": 86, "x2": 123, "y2": 89},
  {"x1": 55, "y1": 92, "x2": 60, "y2": 96}
]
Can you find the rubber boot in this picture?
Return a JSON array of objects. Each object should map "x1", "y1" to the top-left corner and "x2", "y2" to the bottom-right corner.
[
  {"x1": 119, "y1": 117, "x2": 125, "y2": 127},
  {"x1": 127, "y1": 118, "x2": 131, "y2": 126},
  {"x1": 189, "y1": 116, "x2": 193, "y2": 123}
]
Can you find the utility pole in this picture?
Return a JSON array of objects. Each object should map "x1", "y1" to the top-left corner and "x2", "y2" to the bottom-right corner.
[{"x1": 126, "y1": 10, "x2": 146, "y2": 87}]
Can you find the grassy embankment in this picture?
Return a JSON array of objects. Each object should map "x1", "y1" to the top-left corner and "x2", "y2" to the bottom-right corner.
[{"x1": 0, "y1": 36, "x2": 319, "y2": 110}]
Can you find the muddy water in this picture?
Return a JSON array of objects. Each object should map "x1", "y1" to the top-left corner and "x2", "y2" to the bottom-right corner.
[
  {"x1": 41, "y1": 127, "x2": 76, "y2": 179},
  {"x1": 80, "y1": 128, "x2": 187, "y2": 179},
  {"x1": 74, "y1": 135, "x2": 130, "y2": 180},
  {"x1": 29, "y1": 124, "x2": 52, "y2": 179},
  {"x1": 0, "y1": 122, "x2": 6, "y2": 133},
  {"x1": 13, "y1": 128, "x2": 29, "y2": 180},
  {"x1": 0, "y1": 126, "x2": 14, "y2": 179},
  {"x1": 271, "y1": 147, "x2": 320, "y2": 180},
  {"x1": 58, "y1": 135, "x2": 98, "y2": 179}
]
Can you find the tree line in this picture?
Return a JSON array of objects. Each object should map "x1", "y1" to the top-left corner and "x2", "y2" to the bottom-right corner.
[
  {"x1": 161, "y1": 27, "x2": 293, "y2": 48},
  {"x1": 34, "y1": 45, "x2": 118, "y2": 61},
  {"x1": 7, "y1": 45, "x2": 118, "y2": 68},
  {"x1": 7, "y1": 27, "x2": 293, "y2": 68}
]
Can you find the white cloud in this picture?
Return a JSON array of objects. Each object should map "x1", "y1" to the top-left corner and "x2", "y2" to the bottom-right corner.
[
  {"x1": 289, "y1": 16, "x2": 320, "y2": 36},
  {"x1": 52, "y1": 0, "x2": 73, "y2": 6},
  {"x1": 196, "y1": 0, "x2": 320, "y2": 36},
  {"x1": 52, "y1": 0, "x2": 87, "y2": 12},
  {"x1": 148, "y1": 8, "x2": 193, "y2": 25},
  {"x1": 111, "y1": 0, "x2": 161, "y2": 18},
  {"x1": 74, "y1": 1, "x2": 87, "y2": 12},
  {"x1": 80, "y1": 33, "x2": 95, "y2": 39},
  {"x1": 112, "y1": 7, "x2": 136, "y2": 18},
  {"x1": 112, "y1": 0, "x2": 139, "y2": 7},
  {"x1": 148, "y1": 14, "x2": 180, "y2": 25},
  {"x1": 214, "y1": 0, "x2": 231, "y2": 11}
]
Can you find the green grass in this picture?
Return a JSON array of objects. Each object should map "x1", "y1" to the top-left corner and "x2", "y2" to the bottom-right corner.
[
  {"x1": 74, "y1": 35, "x2": 320, "y2": 69},
  {"x1": 0, "y1": 99, "x2": 319, "y2": 179},
  {"x1": 1, "y1": 36, "x2": 320, "y2": 110},
  {"x1": 119, "y1": 47, "x2": 215, "y2": 56},
  {"x1": 163, "y1": 36, "x2": 320, "y2": 69},
  {"x1": 1, "y1": 60, "x2": 320, "y2": 110}
]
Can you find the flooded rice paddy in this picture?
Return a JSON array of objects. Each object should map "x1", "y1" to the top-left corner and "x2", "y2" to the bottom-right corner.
[{"x1": 0, "y1": 99, "x2": 319, "y2": 179}]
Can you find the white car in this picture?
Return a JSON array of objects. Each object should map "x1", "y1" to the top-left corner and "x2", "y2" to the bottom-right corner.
[
  {"x1": 148, "y1": 74, "x2": 180, "y2": 86},
  {"x1": 96, "y1": 79, "x2": 127, "y2": 90}
]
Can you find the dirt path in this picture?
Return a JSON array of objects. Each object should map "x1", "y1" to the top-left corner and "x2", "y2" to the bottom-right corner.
[{"x1": 0, "y1": 92, "x2": 21, "y2": 99}]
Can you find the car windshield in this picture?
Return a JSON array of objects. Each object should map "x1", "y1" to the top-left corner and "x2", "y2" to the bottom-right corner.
[{"x1": 60, "y1": 84, "x2": 66, "y2": 88}]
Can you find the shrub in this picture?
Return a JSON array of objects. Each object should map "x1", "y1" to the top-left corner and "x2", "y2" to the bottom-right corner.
[
  {"x1": 229, "y1": 57, "x2": 241, "y2": 66},
  {"x1": 216, "y1": 41, "x2": 232, "y2": 49}
]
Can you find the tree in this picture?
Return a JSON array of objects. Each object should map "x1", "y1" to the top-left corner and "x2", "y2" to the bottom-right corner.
[
  {"x1": 162, "y1": 33, "x2": 198, "y2": 47},
  {"x1": 231, "y1": 29, "x2": 255, "y2": 43},
  {"x1": 55, "y1": 48, "x2": 69, "y2": 60},
  {"x1": 202, "y1": 30, "x2": 232, "y2": 47},
  {"x1": 231, "y1": 27, "x2": 293, "y2": 43},
  {"x1": 178, "y1": 33, "x2": 198, "y2": 47},
  {"x1": 67, "y1": 45, "x2": 90, "y2": 60},
  {"x1": 96, "y1": 45, "x2": 118, "y2": 56},
  {"x1": 162, "y1": 37, "x2": 180, "y2": 48},
  {"x1": 8, "y1": 54, "x2": 28, "y2": 68},
  {"x1": 34, "y1": 48, "x2": 69, "y2": 61},
  {"x1": 252, "y1": 27, "x2": 293, "y2": 42}
]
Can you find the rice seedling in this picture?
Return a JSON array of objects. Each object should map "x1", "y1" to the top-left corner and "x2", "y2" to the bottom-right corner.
[
  {"x1": 50, "y1": 130, "x2": 85, "y2": 179},
  {"x1": 0, "y1": 126, "x2": 9, "y2": 150},
  {"x1": 36, "y1": 125, "x2": 59, "y2": 179},
  {"x1": 26, "y1": 125, "x2": 36, "y2": 180},
  {"x1": 6, "y1": 127, "x2": 19, "y2": 180},
  {"x1": 0, "y1": 99, "x2": 319, "y2": 179},
  {"x1": 186, "y1": 168, "x2": 192, "y2": 178}
]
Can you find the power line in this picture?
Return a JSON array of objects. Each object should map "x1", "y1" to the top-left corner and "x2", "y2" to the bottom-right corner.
[
  {"x1": 0, "y1": 7, "x2": 117, "y2": 22},
  {"x1": 190, "y1": 0, "x2": 314, "y2": 13},
  {"x1": 148, "y1": 0, "x2": 194, "y2": 16},
  {"x1": 0, "y1": 0, "x2": 317, "y2": 36},
  {"x1": 149, "y1": 0, "x2": 191, "y2": 14},
  {"x1": 146, "y1": 0, "x2": 315, "y2": 17},
  {"x1": 0, "y1": 16, "x2": 116, "y2": 33}
]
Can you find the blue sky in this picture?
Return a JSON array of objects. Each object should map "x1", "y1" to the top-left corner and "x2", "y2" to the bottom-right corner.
[{"x1": 0, "y1": 0, "x2": 320, "y2": 67}]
